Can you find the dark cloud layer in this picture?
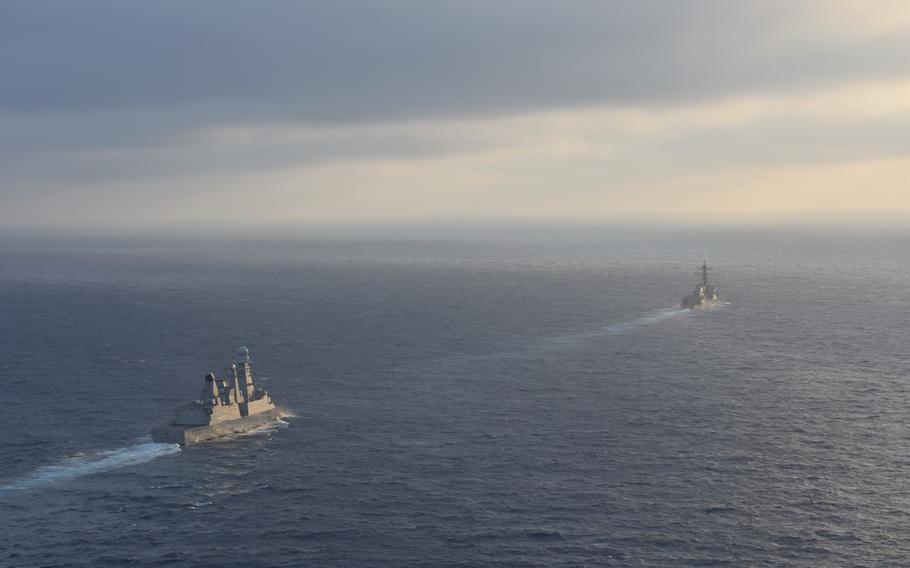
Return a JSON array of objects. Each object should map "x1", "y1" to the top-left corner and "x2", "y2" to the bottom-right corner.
[
  {"x1": 1, "y1": 1, "x2": 907, "y2": 227},
  {"x1": 2, "y1": 1, "x2": 906, "y2": 122}
]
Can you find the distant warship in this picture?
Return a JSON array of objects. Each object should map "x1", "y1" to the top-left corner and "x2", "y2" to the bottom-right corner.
[
  {"x1": 681, "y1": 261, "x2": 719, "y2": 309},
  {"x1": 152, "y1": 347, "x2": 283, "y2": 445}
]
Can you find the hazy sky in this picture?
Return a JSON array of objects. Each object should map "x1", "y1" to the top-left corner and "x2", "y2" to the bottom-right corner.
[{"x1": 2, "y1": 1, "x2": 908, "y2": 229}]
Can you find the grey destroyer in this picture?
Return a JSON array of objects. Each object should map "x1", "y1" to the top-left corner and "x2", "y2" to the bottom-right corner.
[
  {"x1": 681, "y1": 261, "x2": 719, "y2": 309},
  {"x1": 152, "y1": 347, "x2": 283, "y2": 445}
]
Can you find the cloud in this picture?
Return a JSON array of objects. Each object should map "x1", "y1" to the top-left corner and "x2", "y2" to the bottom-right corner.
[
  {"x1": 3, "y1": 0, "x2": 907, "y2": 120},
  {"x1": 5, "y1": 79, "x2": 907, "y2": 186},
  {"x1": 0, "y1": 1, "x2": 907, "y2": 227}
]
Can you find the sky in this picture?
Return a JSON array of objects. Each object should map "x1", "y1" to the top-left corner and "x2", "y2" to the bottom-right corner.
[{"x1": 2, "y1": 0, "x2": 908, "y2": 230}]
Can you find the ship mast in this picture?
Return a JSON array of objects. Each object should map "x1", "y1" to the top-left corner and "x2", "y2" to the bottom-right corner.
[{"x1": 700, "y1": 261, "x2": 710, "y2": 287}]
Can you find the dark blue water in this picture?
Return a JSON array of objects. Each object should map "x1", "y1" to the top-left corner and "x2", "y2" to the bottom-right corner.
[{"x1": 1, "y1": 227, "x2": 908, "y2": 567}]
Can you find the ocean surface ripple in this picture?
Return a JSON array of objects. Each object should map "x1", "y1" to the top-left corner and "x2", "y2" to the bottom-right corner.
[{"x1": 0, "y1": 229, "x2": 908, "y2": 567}]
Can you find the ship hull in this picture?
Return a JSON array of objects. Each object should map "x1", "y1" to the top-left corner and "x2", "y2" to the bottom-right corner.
[
  {"x1": 151, "y1": 408, "x2": 283, "y2": 446},
  {"x1": 681, "y1": 297, "x2": 719, "y2": 309}
]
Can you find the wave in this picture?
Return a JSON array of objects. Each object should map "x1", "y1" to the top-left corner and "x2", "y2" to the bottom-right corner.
[
  {"x1": 277, "y1": 407, "x2": 299, "y2": 419},
  {"x1": 0, "y1": 440, "x2": 180, "y2": 495}
]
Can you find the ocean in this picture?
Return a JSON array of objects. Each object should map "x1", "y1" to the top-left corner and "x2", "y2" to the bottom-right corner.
[{"x1": 0, "y1": 225, "x2": 908, "y2": 567}]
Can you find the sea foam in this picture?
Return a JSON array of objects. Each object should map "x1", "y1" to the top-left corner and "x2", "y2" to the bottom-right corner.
[{"x1": 0, "y1": 441, "x2": 180, "y2": 495}]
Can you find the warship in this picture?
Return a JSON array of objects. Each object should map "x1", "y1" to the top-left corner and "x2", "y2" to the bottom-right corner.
[
  {"x1": 681, "y1": 261, "x2": 719, "y2": 309},
  {"x1": 151, "y1": 347, "x2": 283, "y2": 445}
]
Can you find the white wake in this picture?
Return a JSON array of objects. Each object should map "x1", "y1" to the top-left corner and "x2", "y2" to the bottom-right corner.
[
  {"x1": 547, "y1": 306, "x2": 690, "y2": 345},
  {"x1": 603, "y1": 307, "x2": 688, "y2": 334},
  {"x1": 406, "y1": 306, "x2": 695, "y2": 373},
  {"x1": 231, "y1": 417, "x2": 291, "y2": 439},
  {"x1": 0, "y1": 440, "x2": 180, "y2": 495}
]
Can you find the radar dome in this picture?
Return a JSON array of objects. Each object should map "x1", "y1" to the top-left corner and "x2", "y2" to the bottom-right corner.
[{"x1": 236, "y1": 346, "x2": 251, "y2": 363}]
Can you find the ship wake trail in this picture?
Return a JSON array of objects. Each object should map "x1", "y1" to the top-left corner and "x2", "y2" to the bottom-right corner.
[
  {"x1": 401, "y1": 306, "x2": 691, "y2": 376},
  {"x1": 0, "y1": 440, "x2": 180, "y2": 495},
  {"x1": 548, "y1": 307, "x2": 688, "y2": 347},
  {"x1": 603, "y1": 307, "x2": 687, "y2": 334}
]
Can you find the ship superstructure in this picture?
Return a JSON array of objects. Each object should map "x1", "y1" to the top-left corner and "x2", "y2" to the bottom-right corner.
[
  {"x1": 152, "y1": 347, "x2": 282, "y2": 445},
  {"x1": 680, "y1": 261, "x2": 719, "y2": 309}
]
